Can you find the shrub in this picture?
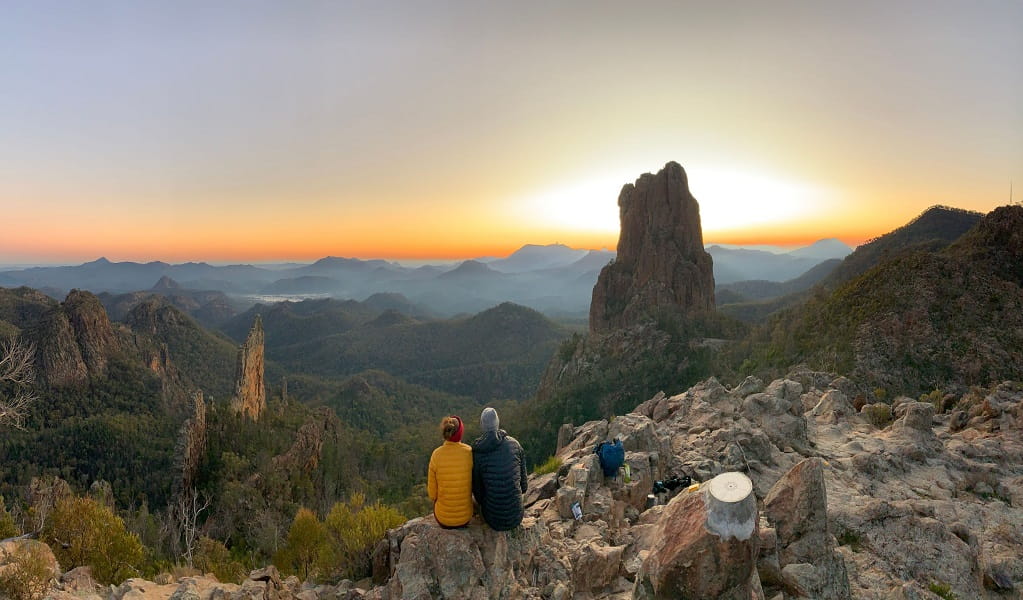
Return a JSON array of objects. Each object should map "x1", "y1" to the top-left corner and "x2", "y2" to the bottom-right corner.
[
  {"x1": 41, "y1": 496, "x2": 144, "y2": 584},
  {"x1": 0, "y1": 541, "x2": 55, "y2": 600},
  {"x1": 863, "y1": 403, "x2": 892, "y2": 429},
  {"x1": 0, "y1": 495, "x2": 18, "y2": 539},
  {"x1": 928, "y1": 581, "x2": 958, "y2": 600},
  {"x1": 194, "y1": 536, "x2": 246, "y2": 584},
  {"x1": 919, "y1": 389, "x2": 945, "y2": 413},
  {"x1": 319, "y1": 493, "x2": 406, "y2": 581},
  {"x1": 836, "y1": 530, "x2": 862, "y2": 552},
  {"x1": 533, "y1": 456, "x2": 562, "y2": 475}
]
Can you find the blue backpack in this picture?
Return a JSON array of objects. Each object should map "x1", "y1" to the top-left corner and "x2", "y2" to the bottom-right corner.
[{"x1": 595, "y1": 438, "x2": 625, "y2": 477}]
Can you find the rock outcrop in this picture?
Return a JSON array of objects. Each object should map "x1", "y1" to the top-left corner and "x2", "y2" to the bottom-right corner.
[
  {"x1": 590, "y1": 161, "x2": 715, "y2": 333},
  {"x1": 174, "y1": 391, "x2": 207, "y2": 493},
  {"x1": 32, "y1": 290, "x2": 120, "y2": 387},
  {"x1": 271, "y1": 408, "x2": 340, "y2": 473},
  {"x1": 365, "y1": 370, "x2": 1023, "y2": 599},
  {"x1": 230, "y1": 316, "x2": 265, "y2": 420}
]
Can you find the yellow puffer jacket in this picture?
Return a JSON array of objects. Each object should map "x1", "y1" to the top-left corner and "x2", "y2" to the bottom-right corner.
[{"x1": 428, "y1": 441, "x2": 473, "y2": 527}]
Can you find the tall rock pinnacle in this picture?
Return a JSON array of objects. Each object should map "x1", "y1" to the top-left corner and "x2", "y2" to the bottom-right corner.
[
  {"x1": 230, "y1": 315, "x2": 266, "y2": 420},
  {"x1": 590, "y1": 161, "x2": 715, "y2": 333}
]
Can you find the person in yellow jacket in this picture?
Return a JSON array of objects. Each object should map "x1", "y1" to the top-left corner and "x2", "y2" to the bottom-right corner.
[{"x1": 427, "y1": 415, "x2": 473, "y2": 528}]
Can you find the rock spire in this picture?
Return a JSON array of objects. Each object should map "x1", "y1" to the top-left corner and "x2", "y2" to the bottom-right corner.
[
  {"x1": 590, "y1": 161, "x2": 715, "y2": 333},
  {"x1": 230, "y1": 315, "x2": 265, "y2": 420}
]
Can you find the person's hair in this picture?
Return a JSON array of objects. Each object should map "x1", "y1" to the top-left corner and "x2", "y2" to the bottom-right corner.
[{"x1": 440, "y1": 416, "x2": 460, "y2": 440}]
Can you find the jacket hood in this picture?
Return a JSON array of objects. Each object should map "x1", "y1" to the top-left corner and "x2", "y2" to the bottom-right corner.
[{"x1": 473, "y1": 429, "x2": 507, "y2": 453}]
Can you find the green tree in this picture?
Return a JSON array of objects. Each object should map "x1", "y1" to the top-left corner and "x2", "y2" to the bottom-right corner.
[
  {"x1": 41, "y1": 496, "x2": 144, "y2": 584},
  {"x1": 274, "y1": 507, "x2": 327, "y2": 581},
  {"x1": 0, "y1": 494, "x2": 18, "y2": 538}
]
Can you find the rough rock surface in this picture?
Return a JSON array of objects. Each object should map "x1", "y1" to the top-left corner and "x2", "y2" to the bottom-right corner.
[
  {"x1": 590, "y1": 161, "x2": 715, "y2": 333},
  {"x1": 33, "y1": 290, "x2": 119, "y2": 387},
  {"x1": 230, "y1": 316, "x2": 265, "y2": 420},
  {"x1": 68, "y1": 373, "x2": 1023, "y2": 600},
  {"x1": 365, "y1": 371, "x2": 1023, "y2": 599}
]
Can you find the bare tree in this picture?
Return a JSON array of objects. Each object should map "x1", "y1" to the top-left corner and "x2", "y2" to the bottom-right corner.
[
  {"x1": 0, "y1": 338, "x2": 36, "y2": 429},
  {"x1": 171, "y1": 488, "x2": 211, "y2": 569}
]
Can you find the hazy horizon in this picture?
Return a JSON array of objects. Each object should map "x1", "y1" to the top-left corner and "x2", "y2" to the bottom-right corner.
[
  {"x1": 3, "y1": 1, "x2": 1020, "y2": 263},
  {"x1": 0, "y1": 237, "x2": 853, "y2": 270}
]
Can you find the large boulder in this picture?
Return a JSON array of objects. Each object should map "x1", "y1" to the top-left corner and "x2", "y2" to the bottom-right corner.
[
  {"x1": 763, "y1": 459, "x2": 849, "y2": 600},
  {"x1": 634, "y1": 472, "x2": 760, "y2": 599}
]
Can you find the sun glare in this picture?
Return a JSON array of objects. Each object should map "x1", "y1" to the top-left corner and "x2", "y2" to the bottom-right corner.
[
  {"x1": 688, "y1": 166, "x2": 839, "y2": 234},
  {"x1": 511, "y1": 164, "x2": 839, "y2": 240}
]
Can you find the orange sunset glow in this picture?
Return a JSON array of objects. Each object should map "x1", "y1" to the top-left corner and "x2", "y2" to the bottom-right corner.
[{"x1": 2, "y1": 2, "x2": 1021, "y2": 265}]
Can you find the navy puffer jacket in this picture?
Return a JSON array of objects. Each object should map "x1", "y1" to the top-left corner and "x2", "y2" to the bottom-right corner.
[{"x1": 472, "y1": 429, "x2": 527, "y2": 531}]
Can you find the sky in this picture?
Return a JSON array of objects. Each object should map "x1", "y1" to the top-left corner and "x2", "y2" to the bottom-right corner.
[{"x1": 2, "y1": 1, "x2": 1021, "y2": 263}]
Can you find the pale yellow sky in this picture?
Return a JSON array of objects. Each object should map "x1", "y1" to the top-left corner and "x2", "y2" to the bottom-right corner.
[{"x1": 2, "y1": 1, "x2": 1020, "y2": 262}]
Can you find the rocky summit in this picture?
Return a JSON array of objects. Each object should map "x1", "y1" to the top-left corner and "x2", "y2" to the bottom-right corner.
[
  {"x1": 362, "y1": 371, "x2": 1022, "y2": 599},
  {"x1": 590, "y1": 161, "x2": 715, "y2": 333}
]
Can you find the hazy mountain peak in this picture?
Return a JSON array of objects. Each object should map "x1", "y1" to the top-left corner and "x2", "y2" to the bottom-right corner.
[
  {"x1": 788, "y1": 238, "x2": 853, "y2": 261},
  {"x1": 151, "y1": 276, "x2": 182, "y2": 291},
  {"x1": 487, "y1": 243, "x2": 589, "y2": 273},
  {"x1": 439, "y1": 259, "x2": 501, "y2": 279}
]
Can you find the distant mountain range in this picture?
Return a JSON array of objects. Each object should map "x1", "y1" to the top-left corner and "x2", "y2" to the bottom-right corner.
[{"x1": 0, "y1": 240, "x2": 849, "y2": 319}]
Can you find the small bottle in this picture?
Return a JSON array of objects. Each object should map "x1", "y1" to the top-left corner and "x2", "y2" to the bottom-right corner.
[
  {"x1": 571, "y1": 501, "x2": 582, "y2": 520},
  {"x1": 623, "y1": 464, "x2": 632, "y2": 483}
]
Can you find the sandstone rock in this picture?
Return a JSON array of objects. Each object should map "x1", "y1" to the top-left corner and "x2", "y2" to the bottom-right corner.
[
  {"x1": 271, "y1": 408, "x2": 339, "y2": 473},
  {"x1": 763, "y1": 458, "x2": 850, "y2": 600},
  {"x1": 810, "y1": 390, "x2": 855, "y2": 424},
  {"x1": 34, "y1": 306, "x2": 88, "y2": 386},
  {"x1": 590, "y1": 161, "x2": 715, "y2": 333},
  {"x1": 949, "y1": 410, "x2": 969, "y2": 432},
  {"x1": 634, "y1": 475, "x2": 759, "y2": 600},
  {"x1": 555, "y1": 423, "x2": 574, "y2": 453},
  {"x1": 230, "y1": 316, "x2": 266, "y2": 420},
  {"x1": 63, "y1": 289, "x2": 119, "y2": 376},
  {"x1": 0, "y1": 538, "x2": 60, "y2": 589},
  {"x1": 571, "y1": 543, "x2": 625, "y2": 592},
  {"x1": 61, "y1": 565, "x2": 101, "y2": 597},
  {"x1": 896, "y1": 402, "x2": 935, "y2": 432},
  {"x1": 732, "y1": 375, "x2": 764, "y2": 398}
]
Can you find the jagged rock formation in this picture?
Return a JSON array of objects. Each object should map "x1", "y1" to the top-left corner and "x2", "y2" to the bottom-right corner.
[
  {"x1": 32, "y1": 290, "x2": 119, "y2": 387},
  {"x1": 230, "y1": 315, "x2": 265, "y2": 420},
  {"x1": 271, "y1": 407, "x2": 340, "y2": 473},
  {"x1": 174, "y1": 391, "x2": 207, "y2": 494},
  {"x1": 590, "y1": 161, "x2": 715, "y2": 333}
]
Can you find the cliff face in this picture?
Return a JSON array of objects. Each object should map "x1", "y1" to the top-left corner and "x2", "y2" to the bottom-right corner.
[
  {"x1": 230, "y1": 315, "x2": 266, "y2": 420},
  {"x1": 590, "y1": 161, "x2": 715, "y2": 333},
  {"x1": 33, "y1": 290, "x2": 120, "y2": 387}
]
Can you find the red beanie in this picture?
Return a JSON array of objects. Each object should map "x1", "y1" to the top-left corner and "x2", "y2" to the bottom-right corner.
[{"x1": 449, "y1": 416, "x2": 464, "y2": 443}]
